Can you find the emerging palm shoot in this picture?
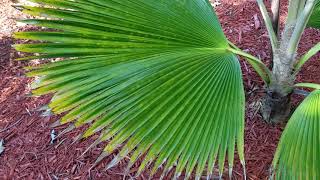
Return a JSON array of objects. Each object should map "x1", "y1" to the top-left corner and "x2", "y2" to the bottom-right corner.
[{"x1": 13, "y1": 0, "x2": 319, "y2": 179}]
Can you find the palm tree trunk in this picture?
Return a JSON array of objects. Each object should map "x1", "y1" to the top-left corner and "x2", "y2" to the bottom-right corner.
[{"x1": 261, "y1": 51, "x2": 295, "y2": 123}]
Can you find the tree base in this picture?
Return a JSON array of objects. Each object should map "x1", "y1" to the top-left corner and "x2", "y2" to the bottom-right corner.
[{"x1": 260, "y1": 88, "x2": 292, "y2": 124}]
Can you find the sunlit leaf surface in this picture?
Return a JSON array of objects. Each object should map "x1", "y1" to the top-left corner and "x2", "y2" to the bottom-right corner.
[
  {"x1": 272, "y1": 90, "x2": 320, "y2": 179},
  {"x1": 14, "y1": 0, "x2": 245, "y2": 178}
]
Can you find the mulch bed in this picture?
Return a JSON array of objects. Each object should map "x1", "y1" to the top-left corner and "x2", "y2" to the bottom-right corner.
[{"x1": 0, "y1": 0, "x2": 319, "y2": 179}]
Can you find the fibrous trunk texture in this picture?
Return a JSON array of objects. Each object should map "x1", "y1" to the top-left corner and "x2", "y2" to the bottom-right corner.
[{"x1": 261, "y1": 85, "x2": 292, "y2": 124}]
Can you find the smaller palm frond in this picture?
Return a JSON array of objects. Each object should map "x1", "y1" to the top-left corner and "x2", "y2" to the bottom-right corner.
[{"x1": 272, "y1": 90, "x2": 320, "y2": 179}]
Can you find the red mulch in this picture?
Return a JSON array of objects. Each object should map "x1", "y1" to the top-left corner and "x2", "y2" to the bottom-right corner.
[{"x1": 0, "y1": 0, "x2": 319, "y2": 180}]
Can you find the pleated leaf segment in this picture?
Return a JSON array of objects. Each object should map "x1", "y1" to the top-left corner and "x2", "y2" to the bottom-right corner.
[
  {"x1": 272, "y1": 90, "x2": 320, "y2": 179},
  {"x1": 14, "y1": 0, "x2": 245, "y2": 178},
  {"x1": 308, "y1": 0, "x2": 320, "y2": 28}
]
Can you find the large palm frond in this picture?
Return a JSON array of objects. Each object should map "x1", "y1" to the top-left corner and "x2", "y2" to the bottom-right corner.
[
  {"x1": 14, "y1": 0, "x2": 245, "y2": 178},
  {"x1": 272, "y1": 90, "x2": 320, "y2": 179}
]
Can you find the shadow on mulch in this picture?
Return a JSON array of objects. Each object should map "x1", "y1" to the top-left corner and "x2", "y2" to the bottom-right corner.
[{"x1": 0, "y1": 0, "x2": 319, "y2": 180}]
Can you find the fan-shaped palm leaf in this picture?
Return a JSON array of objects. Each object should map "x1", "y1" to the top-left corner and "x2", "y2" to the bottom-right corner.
[
  {"x1": 271, "y1": 90, "x2": 320, "y2": 179},
  {"x1": 14, "y1": 0, "x2": 246, "y2": 178}
]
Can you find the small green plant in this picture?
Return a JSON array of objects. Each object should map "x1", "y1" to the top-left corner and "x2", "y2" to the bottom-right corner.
[{"x1": 13, "y1": 0, "x2": 319, "y2": 179}]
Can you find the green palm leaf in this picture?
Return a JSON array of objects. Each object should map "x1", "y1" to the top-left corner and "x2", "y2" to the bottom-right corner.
[
  {"x1": 308, "y1": 0, "x2": 320, "y2": 28},
  {"x1": 272, "y1": 90, "x2": 320, "y2": 179},
  {"x1": 14, "y1": 0, "x2": 245, "y2": 178},
  {"x1": 295, "y1": 82, "x2": 320, "y2": 89}
]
